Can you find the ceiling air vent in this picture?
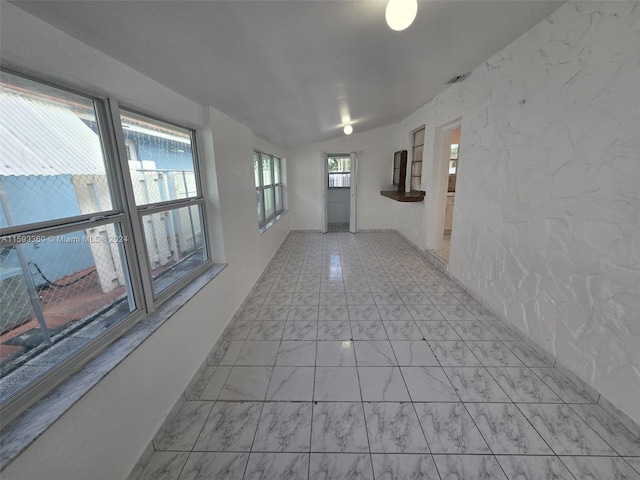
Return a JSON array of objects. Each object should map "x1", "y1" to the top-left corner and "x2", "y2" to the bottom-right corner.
[{"x1": 445, "y1": 73, "x2": 469, "y2": 85}]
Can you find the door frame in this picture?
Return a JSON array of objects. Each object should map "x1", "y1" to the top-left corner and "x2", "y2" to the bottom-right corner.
[
  {"x1": 426, "y1": 119, "x2": 460, "y2": 252},
  {"x1": 321, "y1": 152, "x2": 357, "y2": 233}
]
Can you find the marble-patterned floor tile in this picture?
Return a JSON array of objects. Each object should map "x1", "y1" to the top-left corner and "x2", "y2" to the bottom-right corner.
[
  {"x1": 429, "y1": 341, "x2": 482, "y2": 366},
  {"x1": 236, "y1": 304, "x2": 262, "y2": 321},
  {"x1": 235, "y1": 341, "x2": 280, "y2": 366},
  {"x1": 219, "y1": 341, "x2": 245, "y2": 365},
  {"x1": 253, "y1": 402, "x2": 312, "y2": 452},
  {"x1": 363, "y1": 402, "x2": 429, "y2": 453},
  {"x1": 319, "y1": 283, "x2": 344, "y2": 294},
  {"x1": 443, "y1": 367, "x2": 511, "y2": 402},
  {"x1": 245, "y1": 293, "x2": 268, "y2": 307},
  {"x1": 271, "y1": 281, "x2": 297, "y2": 293},
  {"x1": 350, "y1": 321, "x2": 388, "y2": 340},
  {"x1": 626, "y1": 457, "x2": 640, "y2": 475},
  {"x1": 358, "y1": 367, "x2": 410, "y2": 401},
  {"x1": 185, "y1": 365, "x2": 217, "y2": 400},
  {"x1": 264, "y1": 292, "x2": 294, "y2": 306},
  {"x1": 266, "y1": 367, "x2": 315, "y2": 401},
  {"x1": 401, "y1": 366, "x2": 458, "y2": 402},
  {"x1": 496, "y1": 455, "x2": 575, "y2": 480},
  {"x1": 288, "y1": 305, "x2": 320, "y2": 321},
  {"x1": 433, "y1": 455, "x2": 507, "y2": 480},
  {"x1": 258, "y1": 305, "x2": 290, "y2": 321},
  {"x1": 199, "y1": 366, "x2": 233, "y2": 400},
  {"x1": 354, "y1": 341, "x2": 397, "y2": 366},
  {"x1": 178, "y1": 452, "x2": 248, "y2": 480},
  {"x1": 383, "y1": 321, "x2": 423, "y2": 340},
  {"x1": 194, "y1": 401, "x2": 262, "y2": 451},
  {"x1": 392, "y1": 281, "x2": 422, "y2": 293},
  {"x1": 137, "y1": 451, "x2": 189, "y2": 480},
  {"x1": 153, "y1": 401, "x2": 214, "y2": 451},
  {"x1": 482, "y1": 322, "x2": 519, "y2": 341},
  {"x1": 560, "y1": 456, "x2": 640, "y2": 480},
  {"x1": 276, "y1": 341, "x2": 316, "y2": 366},
  {"x1": 517, "y1": 403, "x2": 615, "y2": 455},
  {"x1": 311, "y1": 402, "x2": 369, "y2": 453},
  {"x1": 318, "y1": 305, "x2": 349, "y2": 321},
  {"x1": 417, "y1": 280, "x2": 450, "y2": 293},
  {"x1": 417, "y1": 321, "x2": 460, "y2": 340},
  {"x1": 407, "y1": 305, "x2": 445, "y2": 321},
  {"x1": 314, "y1": 367, "x2": 361, "y2": 401},
  {"x1": 569, "y1": 403, "x2": 640, "y2": 456},
  {"x1": 415, "y1": 402, "x2": 490, "y2": 454},
  {"x1": 309, "y1": 453, "x2": 373, "y2": 480},
  {"x1": 530, "y1": 368, "x2": 591, "y2": 403},
  {"x1": 372, "y1": 292, "x2": 404, "y2": 305},
  {"x1": 450, "y1": 321, "x2": 497, "y2": 341},
  {"x1": 218, "y1": 366, "x2": 273, "y2": 401},
  {"x1": 346, "y1": 292, "x2": 376, "y2": 305},
  {"x1": 398, "y1": 292, "x2": 432, "y2": 305},
  {"x1": 316, "y1": 340, "x2": 356, "y2": 366},
  {"x1": 370, "y1": 454, "x2": 440, "y2": 480},
  {"x1": 426, "y1": 293, "x2": 462, "y2": 306},
  {"x1": 247, "y1": 321, "x2": 285, "y2": 341},
  {"x1": 317, "y1": 321, "x2": 351, "y2": 340},
  {"x1": 349, "y1": 305, "x2": 382, "y2": 321},
  {"x1": 435, "y1": 305, "x2": 476, "y2": 321},
  {"x1": 378, "y1": 305, "x2": 413, "y2": 321},
  {"x1": 466, "y1": 341, "x2": 525, "y2": 367},
  {"x1": 224, "y1": 320, "x2": 254, "y2": 341},
  {"x1": 244, "y1": 453, "x2": 309, "y2": 480},
  {"x1": 391, "y1": 341, "x2": 438, "y2": 366},
  {"x1": 368, "y1": 280, "x2": 397, "y2": 293},
  {"x1": 452, "y1": 291, "x2": 480, "y2": 306},
  {"x1": 487, "y1": 367, "x2": 562, "y2": 403},
  {"x1": 465, "y1": 403, "x2": 552, "y2": 455},
  {"x1": 344, "y1": 282, "x2": 371, "y2": 293},
  {"x1": 282, "y1": 321, "x2": 318, "y2": 341},
  {"x1": 295, "y1": 282, "x2": 320, "y2": 294},
  {"x1": 291, "y1": 292, "x2": 320, "y2": 306},
  {"x1": 502, "y1": 341, "x2": 549, "y2": 367},
  {"x1": 319, "y1": 292, "x2": 348, "y2": 306}
]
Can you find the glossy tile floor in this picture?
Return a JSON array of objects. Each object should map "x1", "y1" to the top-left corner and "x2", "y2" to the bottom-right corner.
[{"x1": 134, "y1": 231, "x2": 640, "y2": 480}]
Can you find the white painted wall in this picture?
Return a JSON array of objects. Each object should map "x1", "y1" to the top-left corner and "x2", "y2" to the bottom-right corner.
[
  {"x1": 397, "y1": 1, "x2": 640, "y2": 424},
  {"x1": 288, "y1": 124, "x2": 401, "y2": 231},
  {"x1": 0, "y1": 4, "x2": 289, "y2": 479}
]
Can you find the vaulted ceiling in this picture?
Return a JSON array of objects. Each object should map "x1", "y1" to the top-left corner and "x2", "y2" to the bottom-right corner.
[{"x1": 13, "y1": 1, "x2": 563, "y2": 149}]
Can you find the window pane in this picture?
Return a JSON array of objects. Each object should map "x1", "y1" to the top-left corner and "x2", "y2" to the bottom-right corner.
[
  {"x1": 412, "y1": 161, "x2": 422, "y2": 177},
  {"x1": 262, "y1": 154, "x2": 273, "y2": 187},
  {"x1": 0, "y1": 223, "x2": 135, "y2": 403},
  {"x1": 0, "y1": 71, "x2": 114, "y2": 228},
  {"x1": 413, "y1": 128, "x2": 425, "y2": 146},
  {"x1": 275, "y1": 185, "x2": 282, "y2": 213},
  {"x1": 413, "y1": 145, "x2": 424, "y2": 162},
  {"x1": 120, "y1": 110, "x2": 196, "y2": 206},
  {"x1": 264, "y1": 186, "x2": 275, "y2": 219},
  {"x1": 257, "y1": 188, "x2": 265, "y2": 224},
  {"x1": 141, "y1": 204, "x2": 207, "y2": 295},
  {"x1": 254, "y1": 152, "x2": 261, "y2": 187},
  {"x1": 274, "y1": 157, "x2": 281, "y2": 184}
]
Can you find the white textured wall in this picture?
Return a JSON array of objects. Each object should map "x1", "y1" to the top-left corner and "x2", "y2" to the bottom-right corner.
[
  {"x1": 399, "y1": 1, "x2": 640, "y2": 424},
  {"x1": 0, "y1": 4, "x2": 289, "y2": 479},
  {"x1": 289, "y1": 124, "x2": 401, "y2": 231}
]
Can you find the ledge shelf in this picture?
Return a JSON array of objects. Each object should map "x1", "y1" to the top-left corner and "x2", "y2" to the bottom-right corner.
[{"x1": 380, "y1": 190, "x2": 425, "y2": 203}]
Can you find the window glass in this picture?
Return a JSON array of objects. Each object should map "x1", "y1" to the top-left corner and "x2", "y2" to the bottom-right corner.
[
  {"x1": 262, "y1": 154, "x2": 273, "y2": 187},
  {"x1": 328, "y1": 156, "x2": 351, "y2": 187},
  {"x1": 275, "y1": 185, "x2": 282, "y2": 212},
  {"x1": 141, "y1": 204, "x2": 207, "y2": 295},
  {"x1": 257, "y1": 188, "x2": 264, "y2": 223},
  {"x1": 274, "y1": 157, "x2": 281, "y2": 184},
  {"x1": 254, "y1": 152, "x2": 261, "y2": 188},
  {"x1": 120, "y1": 110, "x2": 196, "y2": 206},
  {"x1": 0, "y1": 71, "x2": 114, "y2": 228},
  {"x1": 264, "y1": 186, "x2": 275, "y2": 219}
]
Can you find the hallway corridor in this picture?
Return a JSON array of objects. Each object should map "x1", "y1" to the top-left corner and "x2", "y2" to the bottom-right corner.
[{"x1": 133, "y1": 231, "x2": 640, "y2": 480}]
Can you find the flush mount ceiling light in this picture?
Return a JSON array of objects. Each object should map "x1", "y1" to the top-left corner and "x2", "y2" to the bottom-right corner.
[
  {"x1": 385, "y1": 0, "x2": 418, "y2": 31},
  {"x1": 343, "y1": 125, "x2": 353, "y2": 135}
]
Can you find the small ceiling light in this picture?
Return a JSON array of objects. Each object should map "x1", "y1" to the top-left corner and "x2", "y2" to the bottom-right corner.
[
  {"x1": 385, "y1": 0, "x2": 418, "y2": 31},
  {"x1": 343, "y1": 125, "x2": 353, "y2": 135}
]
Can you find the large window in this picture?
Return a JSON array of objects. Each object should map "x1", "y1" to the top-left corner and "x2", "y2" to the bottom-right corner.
[
  {"x1": 0, "y1": 70, "x2": 210, "y2": 419},
  {"x1": 410, "y1": 127, "x2": 425, "y2": 192},
  {"x1": 254, "y1": 150, "x2": 284, "y2": 229}
]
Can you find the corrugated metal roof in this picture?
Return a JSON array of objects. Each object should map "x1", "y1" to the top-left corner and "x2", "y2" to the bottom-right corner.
[{"x1": 0, "y1": 94, "x2": 106, "y2": 176}]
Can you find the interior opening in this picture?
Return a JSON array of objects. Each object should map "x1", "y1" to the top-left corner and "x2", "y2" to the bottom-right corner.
[{"x1": 326, "y1": 154, "x2": 351, "y2": 232}]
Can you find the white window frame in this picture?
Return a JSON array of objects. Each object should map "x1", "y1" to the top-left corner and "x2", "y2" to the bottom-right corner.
[
  {"x1": 254, "y1": 150, "x2": 284, "y2": 230},
  {"x1": 0, "y1": 68, "x2": 212, "y2": 423}
]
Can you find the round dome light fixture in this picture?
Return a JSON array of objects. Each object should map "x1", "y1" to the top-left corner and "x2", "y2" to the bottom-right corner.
[
  {"x1": 385, "y1": 0, "x2": 418, "y2": 31},
  {"x1": 343, "y1": 125, "x2": 353, "y2": 135}
]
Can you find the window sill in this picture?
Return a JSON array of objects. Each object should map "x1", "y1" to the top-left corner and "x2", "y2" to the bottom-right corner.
[
  {"x1": 259, "y1": 210, "x2": 287, "y2": 233},
  {"x1": 0, "y1": 263, "x2": 227, "y2": 471}
]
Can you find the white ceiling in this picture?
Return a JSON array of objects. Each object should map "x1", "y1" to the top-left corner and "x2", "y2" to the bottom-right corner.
[{"x1": 13, "y1": 1, "x2": 563, "y2": 150}]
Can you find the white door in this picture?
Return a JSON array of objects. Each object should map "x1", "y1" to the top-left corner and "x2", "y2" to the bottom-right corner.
[{"x1": 349, "y1": 152, "x2": 358, "y2": 233}]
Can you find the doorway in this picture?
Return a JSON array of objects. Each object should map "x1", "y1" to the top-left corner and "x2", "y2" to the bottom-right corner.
[
  {"x1": 322, "y1": 153, "x2": 357, "y2": 233},
  {"x1": 426, "y1": 120, "x2": 461, "y2": 264}
]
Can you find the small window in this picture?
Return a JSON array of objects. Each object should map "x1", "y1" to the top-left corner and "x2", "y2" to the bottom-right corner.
[
  {"x1": 410, "y1": 127, "x2": 425, "y2": 192},
  {"x1": 254, "y1": 150, "x2": 284, "y2": 229},
  {"x1": 449, "y1": 143, "x2": 459, "y2": 174},
  {"x1": 328, "y1": 156, "x2": 351, "y2": 188}
]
